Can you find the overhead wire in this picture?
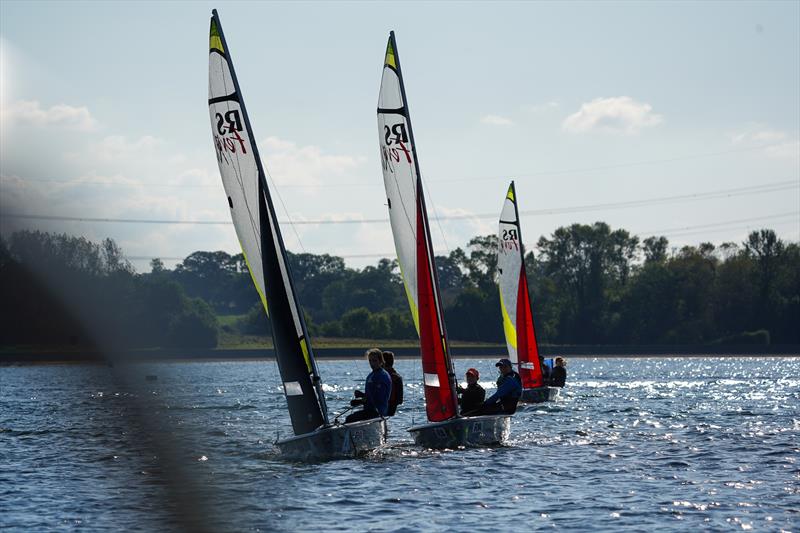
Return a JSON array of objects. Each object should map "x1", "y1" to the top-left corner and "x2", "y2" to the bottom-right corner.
[
  {"x1": 2, "y1": 142, "x2": 791, "y2": 189},
  {"x1": 3, "y1": 179, "x2": 796, "y2": 226}
]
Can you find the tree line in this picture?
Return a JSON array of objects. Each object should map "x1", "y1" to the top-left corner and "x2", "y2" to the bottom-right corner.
[{"x1": 1, "y1": 223, "x2": 797, "y2": 349}]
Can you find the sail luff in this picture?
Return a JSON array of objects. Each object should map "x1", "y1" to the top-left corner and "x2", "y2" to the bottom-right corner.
[
  {"x1": 391, "y1": 31, "x2": 458, "y2": 414},
  {"x1": 377, "y1": 32, "x2": 458, "y2": 421},
  {"x1": 498, "y1": 181, "x2": 544, "y2": 388},
  {"x1": 209, "y1": 10, "x2": 328, "y2": 432}
]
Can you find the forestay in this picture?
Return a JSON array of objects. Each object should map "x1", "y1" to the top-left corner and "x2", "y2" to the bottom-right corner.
[
  {"x1": 377, "y1": 32, "x2": 458, "y2": 422},
  {"x1": 497, "y1": 181, "x2": 545, "y2": 389},
  {"x1": 207, "y1": 10, "x2": 328, "y2": 435}
]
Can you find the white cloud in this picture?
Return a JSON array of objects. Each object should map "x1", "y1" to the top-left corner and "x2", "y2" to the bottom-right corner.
[
  {"x1": 259, "y1": 136, "x2": 365, "y2": 190},
  {"x1": 90, "y1": 135, "x2": 163, "y2": 161},
  {"x1": 480, "y1": 114, "x2": 514, "y2": 126},
  {"x1": 763, "y1": 141, "x2": 799, "y2": 159},
  {"x1": 562, "y1": 96, "x2": 662, "y2": 134},
  {"x1": 730, "y1": 124, "x2": 799, "y2": 159},
  {"x1": 1, "y1": 99, "x2": 98, "y2": 131}
]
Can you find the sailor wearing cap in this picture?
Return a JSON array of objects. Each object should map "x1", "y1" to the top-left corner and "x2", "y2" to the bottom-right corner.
[
  {"x1": 476, "y1": 358, "x2": 522, "y2": 415},
  {"x1": 457, "y1": 368, "x2": 485, "y2": 415}
]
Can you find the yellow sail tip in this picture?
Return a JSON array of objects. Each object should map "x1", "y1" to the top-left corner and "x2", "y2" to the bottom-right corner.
[
  {"x1": 506, "y1": 183, "x2": 515, "y2": 202},
  {"x1": 210, "y1": 19, "x2": 225, "y2": 53},
  {"x1": 300, "y1": 338, "x2": 312, "y2": 372},
  {"x1": 385, "y1": 39, "x2": 397, "y2": 69}
]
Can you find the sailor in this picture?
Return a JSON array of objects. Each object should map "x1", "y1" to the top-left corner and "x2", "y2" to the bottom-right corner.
[
  {"x1": 346, "y1": 348, "x2": 392, "y2": 423},
  {"x1": 550, "y1": 357, "x2": 567, "y2": 387},
  {"x1": 382, "y1": 350, "x2": 404, "y2": 416},
  {"x1": 475, "y1": 358, "x2": 522, "y2": 415},
  {"x1": 539, "y1": 355, "x2": 552, "y2": 385},
  {"x1": 457, "y1": 368, "x2": 485, "y2": 415}
]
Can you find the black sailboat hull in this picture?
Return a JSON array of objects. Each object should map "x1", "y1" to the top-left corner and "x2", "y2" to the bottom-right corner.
[
  {"x1": 520, "y1": 386, "x2": 560, "y2": 403},
  {"x1": 275, "y1": 418, "x2": 387, "y2": 461},
  {"x1": 408, "y1": 415, "x2": 510, "y2": 449}
]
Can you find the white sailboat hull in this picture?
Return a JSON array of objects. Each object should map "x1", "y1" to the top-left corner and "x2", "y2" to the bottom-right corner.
[
  {"x1": 408, "y1": 415, "x2": 510, "y2": 449},
  {"x1": 275, "y1": 418, "x2": 387, "y2": 461},
  {"x1": 520, "y1": 386, "x2": 560, "y2": 403}
]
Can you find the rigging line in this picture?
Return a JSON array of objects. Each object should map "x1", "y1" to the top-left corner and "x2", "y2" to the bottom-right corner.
[
  {"x1": 262, "y1": 162, "x2": 306, "y2": 254},
  {"x1": 421, "y1": 171, "x2": 452, "y2": 255},
  {"x1": 220, "y1": 61, "x2": 263, "y2": 260},
  {"x1": 3, "y1": 179, "x2": 796, "y2": 226}
]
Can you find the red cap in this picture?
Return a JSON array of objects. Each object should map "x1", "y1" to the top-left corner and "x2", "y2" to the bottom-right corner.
[{"x1": 466, "y1": 368, "x2": 480, "y2": 378}]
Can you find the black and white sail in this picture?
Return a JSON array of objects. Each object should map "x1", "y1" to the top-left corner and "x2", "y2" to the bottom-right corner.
[{"x1": 207, "y1": 10, "x2": 328, "y2": 435}]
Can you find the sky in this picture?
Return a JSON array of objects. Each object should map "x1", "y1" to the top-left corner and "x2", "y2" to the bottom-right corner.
[{"x1": 1, "y1": 0, "x2": 798, "y2": 272}]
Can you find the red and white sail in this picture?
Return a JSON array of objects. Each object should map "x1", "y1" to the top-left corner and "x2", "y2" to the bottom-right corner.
[
  {"x1": 377, "y1": 32, "x2": 458, "y2": 422},
  {"x1": 497, "y1": 181, "x2": 545, "y2": 389}
]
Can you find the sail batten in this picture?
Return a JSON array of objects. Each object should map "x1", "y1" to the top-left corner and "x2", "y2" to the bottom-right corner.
[
  {"x1": 208, "y1": 10, "x2": 328, "y2": 434},
  {"x1": 497, "y1": 181, "x2": 545, "y2": 388},
  {"x1": 377, "y1": 32, "x2": 458, "y2": 422}
]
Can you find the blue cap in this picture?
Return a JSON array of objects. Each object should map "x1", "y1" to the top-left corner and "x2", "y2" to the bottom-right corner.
[{"x1": 495, "y1": 358, "x2": 512, "y2": 367}]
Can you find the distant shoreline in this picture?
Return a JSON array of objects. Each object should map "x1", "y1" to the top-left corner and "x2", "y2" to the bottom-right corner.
[{"x1": 1, "y1": 344, "x2": 798, "y2": 364}]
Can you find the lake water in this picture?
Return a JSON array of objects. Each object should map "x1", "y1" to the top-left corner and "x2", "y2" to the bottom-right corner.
[{"x1": 1, "y1": 357, "x2": 798, "y2": 532}]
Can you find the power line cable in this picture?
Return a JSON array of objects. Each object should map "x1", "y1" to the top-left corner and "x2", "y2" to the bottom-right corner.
[
  {"x1": 1, "y1": 142, "x2": 793, "y2": 190},
  {"x1": 2, "y1": 179, "x2": 796, "y2": 226},
  {"x1": 121, "y1": 212, "x2": 799, "y2": 263}
]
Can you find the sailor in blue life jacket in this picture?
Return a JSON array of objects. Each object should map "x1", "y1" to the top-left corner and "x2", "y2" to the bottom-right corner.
[
  {"x1": 474, "y1": 358, "x2": 522, "y2": 415},
  {"x1": 345, "y1": 348, "x2": 392, "y2": 424}
]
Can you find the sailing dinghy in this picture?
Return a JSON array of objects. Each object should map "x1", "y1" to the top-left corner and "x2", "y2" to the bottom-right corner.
[
  {"x1": 377, "y1": 32, "x2": 510, "y2": 448},
  {"x1": 497, "y1": 181, "x2": 559, "y2": 403},
  {"x1": 208, "y1": 10, "x2": 386, "y2": 460}
]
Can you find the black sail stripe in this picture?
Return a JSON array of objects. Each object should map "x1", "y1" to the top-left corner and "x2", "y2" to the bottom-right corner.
[
  {"x1": 208, "y1": 92, "x2": 239, "y2": 105},
  {"x1": 377, "y1": 106, "x2": 407, "y2": 116}
]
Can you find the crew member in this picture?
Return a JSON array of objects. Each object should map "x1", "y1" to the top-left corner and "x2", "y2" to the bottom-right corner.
[
  {"x1": 476, "y1": 358, "x2": 522, "y2": 415},
  {"x1": 457, "y1": 368, "x2": 485, "y2": 415},
  {"x1": 346, "y1": 348, "x2": 392, "y2": 423},
  {"x1": 550, "y1": 357, "x2": 567, "y2": 387},
  {"x1": 539, "y1": 355, "x2": 551, "y2": 385},
  {"x1": 382, "y1": 350, "x2": 403, "y2": 416}
]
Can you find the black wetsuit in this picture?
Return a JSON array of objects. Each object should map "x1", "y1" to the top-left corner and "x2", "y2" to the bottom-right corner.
[
  {"x1": 551, "y1": 366, "x2": 566, "y2": 387},
  {"x1": 458, "y1": 383, "x2": 486, "y2": 415},
  {"x1": 386, "y1": 367, "x2": 404, "y2": 416}
]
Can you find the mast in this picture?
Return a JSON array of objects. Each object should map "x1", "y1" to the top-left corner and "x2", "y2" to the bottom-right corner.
[
  {"x1": 377, "y1": 32, "x2": 459, "y2": 421},
  {"x1": 497, "y1": 181, "x2": 544, "y2": 388},
  {"x1": 208, "y1": 10, "x2": 329, "y2": 433}
]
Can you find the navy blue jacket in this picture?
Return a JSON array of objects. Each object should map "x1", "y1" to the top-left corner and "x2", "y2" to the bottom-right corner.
[
  {"x1": 485, "y1": 371, "x2": 522, "y2": 406},
  {"x1": 364, "y1": 367, "x2": 392, "y2": 416}
]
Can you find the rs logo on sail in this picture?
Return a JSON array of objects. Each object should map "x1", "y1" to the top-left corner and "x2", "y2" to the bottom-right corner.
[
  {"x1": 380, "y1": 123, "x2": 412, "y2": 172},
  {"x1": 501, "y1": 228, "x2": 520, "y2": 252},
  {"x1": 213, "y1": 109, "x2": 247, "y2": 162}
]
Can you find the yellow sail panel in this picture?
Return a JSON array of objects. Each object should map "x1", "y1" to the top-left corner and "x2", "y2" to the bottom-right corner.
[
  {"x1": 240, "y1": 243, "x2": 269, "y2": 316},
  {"x1": 385, "y1": 39, "x2": 397, "y2": 69},
  {"x1": 300, "y1": 338, "x2": 312, "y2": 372},
  {"x1": 506, "y1": 183, "x2": 515, "y2": 202},
  {"x1": 397, "y1": 259, "x2": 420, "y2": 334},
  {"x1": 499, "y1": 288, "x2": 517, "y2": 349},
  {"x1": 210, "y1": 20, "x2": 225, "y2": 53}
]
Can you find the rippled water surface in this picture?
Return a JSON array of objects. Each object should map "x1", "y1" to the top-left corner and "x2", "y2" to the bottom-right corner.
[{"x1": 1, "y1": 357, "x2": 799, "y2": 531}]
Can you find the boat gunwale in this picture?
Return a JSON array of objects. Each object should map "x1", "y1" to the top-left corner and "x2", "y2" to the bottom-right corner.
[
  {"x1": 275, "y1": 417, "x2": 387, "y2": 446},
  {"x1": 406, "y1": 414, "x2": 510, "y2": 433}
]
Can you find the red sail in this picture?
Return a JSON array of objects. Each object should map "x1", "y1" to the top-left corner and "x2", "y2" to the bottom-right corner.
[
  {"x1": 516, "y1": 268, "x2": 544, "y2": 388},
  {"x1": 417, "y1": 196, "x2": 458, "y2": 421}
]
